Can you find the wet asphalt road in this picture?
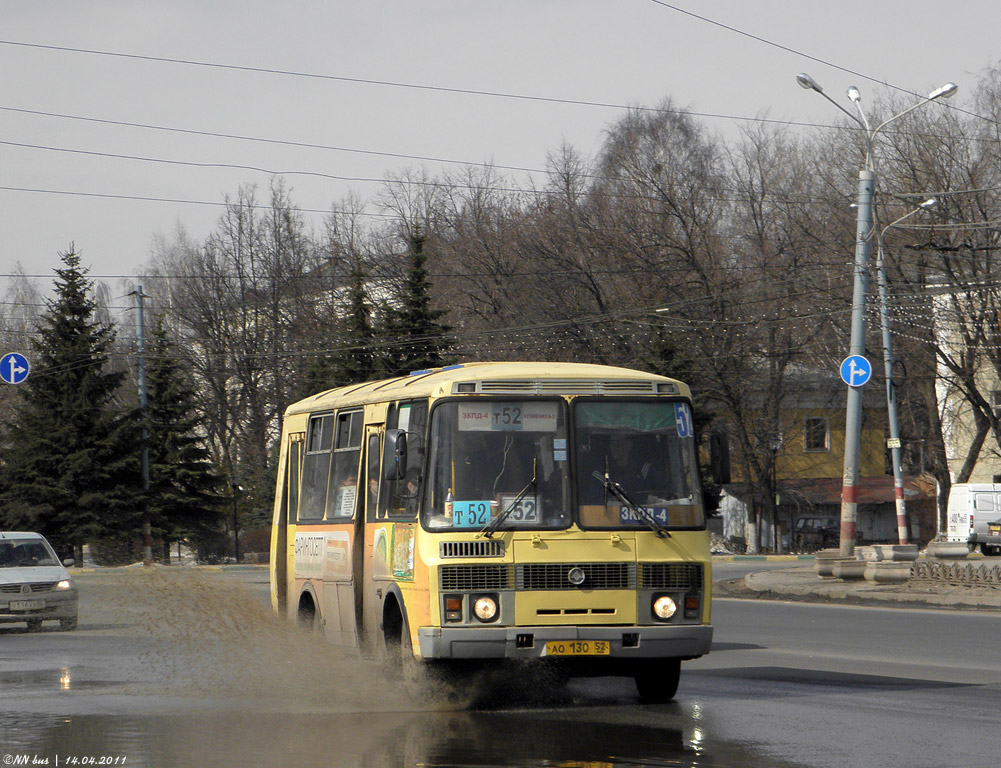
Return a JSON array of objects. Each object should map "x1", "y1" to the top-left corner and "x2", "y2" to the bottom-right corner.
[{"x1": 1, "y1": 566, "x2": 998, "y2": 767}]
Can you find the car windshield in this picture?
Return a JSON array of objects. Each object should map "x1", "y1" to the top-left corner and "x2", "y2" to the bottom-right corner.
[
  {"x1": 573, "y1": 399, "x2": 705, "y2": 530},
  {"x1": 0, "y1": 539, "x2": 58, "y2": 567},
  {"x1": 423, "y1": 400, "x2": 570, "y2": 531}
]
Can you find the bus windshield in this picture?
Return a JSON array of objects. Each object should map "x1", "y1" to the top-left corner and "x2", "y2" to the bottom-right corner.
[
  {"x1": 573, "y1": 399, "x2": 705, "y2": 530},
  {"x1": 423, "y1": 400, "x2": 571, "y2": 531}
]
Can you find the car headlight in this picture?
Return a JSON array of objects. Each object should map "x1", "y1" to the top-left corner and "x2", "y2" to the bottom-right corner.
[
  {"x1": 55, "y1": 579, "x2": 73, "y2": 590},
  {"x1": 652, "y1": 595, "x2": 677, "y2": 620},
  {"x1": 473, "y1": 595, "x2": 499, "y2": 622}
]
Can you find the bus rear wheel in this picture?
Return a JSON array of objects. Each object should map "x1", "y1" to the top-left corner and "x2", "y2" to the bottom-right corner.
[
  {"x1": 297, "y1": 595, "x2": 319, "y2": 634},
  {"x1": 634, "y1": 658, "x2": 681, "y2": 704}
]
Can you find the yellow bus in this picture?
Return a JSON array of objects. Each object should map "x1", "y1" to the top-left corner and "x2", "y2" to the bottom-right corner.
[{"x1": 269, "y1": 361, "x2": 726, "y2": 702}]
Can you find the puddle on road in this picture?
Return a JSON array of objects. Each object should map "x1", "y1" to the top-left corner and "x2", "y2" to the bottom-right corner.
[
  {"x1": 0, "y1": 667, "x2": 115, "y2": 692},
  {"x1": 0, "y1": 569, "x2": 802, "y2": 767},
  {"x1": 0, "y1": 709, "x2": 791, "y2": 768}
]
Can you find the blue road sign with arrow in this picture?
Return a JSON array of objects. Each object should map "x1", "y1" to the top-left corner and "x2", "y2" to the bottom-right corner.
[
  {"x1": 0, "y1": 352, "x2": 29, "y2": 384},
  {"x1": 840, "y1": 354, "x2": 872, "y2": 387}
]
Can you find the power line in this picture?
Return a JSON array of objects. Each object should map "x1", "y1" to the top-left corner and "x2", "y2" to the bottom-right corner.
[
  {"x1": 0, "y1": 104, "x2": 546, "y2": 176},
  {"x1": 2, "y1": 137, "x2": 864, "y2": 210},
  {"x1": 646, "y1": 0, "x2": 990, "y2": 124},
  {"x1": 0, "y1": 39, "x2": 851, "y2": 133},
  {"x1": 0, "y1": 184, "x2": 397, "y2": 218}
]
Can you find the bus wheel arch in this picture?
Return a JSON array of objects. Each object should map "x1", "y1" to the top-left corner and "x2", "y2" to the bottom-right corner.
[
  {"x1": 297, "y1": 587, "x2": 320, "y2": 633},
  {"x1": 381, "y1": 587, "x2": 424, "y2": 690},
  {"x1": 381, "y1": 586, "x2": 408, "y2": 651}
]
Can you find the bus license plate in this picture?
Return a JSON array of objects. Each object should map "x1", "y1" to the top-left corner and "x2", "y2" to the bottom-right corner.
[
  {"x1": 545, "y1": 640, "x2": 609, "y2": 656},
  {"x1": 10, "y1": 599, "x2": 45, "y2": 610}
]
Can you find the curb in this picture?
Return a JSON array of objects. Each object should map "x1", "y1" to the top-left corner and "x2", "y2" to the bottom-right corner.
[
  {"x1": 713, "y1": 554, "x2": 816, "y2": 562},
  {"x1": 717, "y1": 562, "x2": 1001, "y2": 611}
]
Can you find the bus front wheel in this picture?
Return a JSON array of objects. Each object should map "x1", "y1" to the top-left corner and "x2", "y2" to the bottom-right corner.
[
  {"x1": 634, "y1": 658, "x2": 681, "y2": 704},
  {"x1": 384, "y1": 607, "x2": 423, "y2": 695}
]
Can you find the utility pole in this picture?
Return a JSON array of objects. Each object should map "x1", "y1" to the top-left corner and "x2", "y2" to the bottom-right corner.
[
  {"x1": 876, "y1": 199, "x2": 937, "y2": 546},
  {"x1": 131, "y1": 285, "x2": 152, "y2": 565},
  {"x1": 841, "y1": 170, "x2": 875, "y2": 556},
  {"x1": 796, "y1": 73, "x2": 957, "y2": 558}
]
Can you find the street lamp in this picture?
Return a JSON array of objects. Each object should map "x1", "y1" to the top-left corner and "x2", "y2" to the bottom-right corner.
[
  {"x1": 797, "y1": 74, "x2": 957, "y2": 557},
  {"x1": 770, "y1": 432, "x2": 783, "y2": 553},
  {"x1": 231, "y1": 477, "x2": 242, "y2": 563},
  {"x1": 876, "y1": 198, "x2": 937, "y2": 546}
]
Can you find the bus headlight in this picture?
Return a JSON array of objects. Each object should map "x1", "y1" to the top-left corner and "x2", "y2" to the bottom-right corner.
[
  {"x1": 473, "y1": 595, "x2": 499, "y2": 622},
  {"x1": 652, "y1": 595, "x2": 677, "y2": 621}
]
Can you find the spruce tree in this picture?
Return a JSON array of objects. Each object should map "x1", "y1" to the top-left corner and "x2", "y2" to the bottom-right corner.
[
  {"x1": 381, "y1": 230, "x2": 452, "y2": 376},
  {"x1": 144, "y1": 318, "x2": 224, "y2": 558},
  {"x1": 298, "y1": 258, "x2": 378, "y2": 397},
  {"x1": 0, "y1": 248, "x2": 138, "y2": 561},
  {"x1": 334, "y1": 258, "x2": 378, "y2": 383}
]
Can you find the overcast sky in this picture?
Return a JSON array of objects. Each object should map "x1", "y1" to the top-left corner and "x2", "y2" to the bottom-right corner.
[{"x1": 3, "y1": 0, "x2": 1000, "y2": 307}]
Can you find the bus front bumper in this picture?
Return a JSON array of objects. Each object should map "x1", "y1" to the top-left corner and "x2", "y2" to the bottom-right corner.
[{"x1": 417, "y1": 624, "x2": 712, "y2": 661}]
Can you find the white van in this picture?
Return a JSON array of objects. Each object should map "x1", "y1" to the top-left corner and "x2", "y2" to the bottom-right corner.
[{"x1": 946, "y1": 484, "x2": 1001, "y2": 556}]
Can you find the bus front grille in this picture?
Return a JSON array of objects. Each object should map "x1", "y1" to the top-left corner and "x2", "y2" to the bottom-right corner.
[
  {"x1": 516, "y1": 563, "x2": 636, "y2": 590},
  {"x1": 439, "y1": 562, "x2": 703, "y2": 592},
  {"x1": 439, "y1": 540, "x2": 506, "y2": 559},
  {"x1": 440, "y1": 565, "x2": 514, "y2": 591},
  {"x1": 639, "y1": 563, "x2": 703, "y2": 590}
]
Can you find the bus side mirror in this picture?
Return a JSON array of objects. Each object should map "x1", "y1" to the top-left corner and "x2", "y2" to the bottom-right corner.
[
  {"x1": 384, "y1": 429, "x2": 408, "y2": 481},
  {"x1": 709, "y1": 432, "x2": 731, "y2": 485}
]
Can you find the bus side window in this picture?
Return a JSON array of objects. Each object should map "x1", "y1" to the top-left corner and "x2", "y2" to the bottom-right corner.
[
  {"x1": 326, "y1": 410, "x2": 363, "y2": 519},
  {"x1": 299, "y1": 414, "x2": 333, "y2": 521},
  {"x1": 381, "y1": 399, "x2": 428, "y2": 520},
  {"x1": 288, "y1": 435, "x2": 302, "y2": 522},
  {"x1": 366, "y1": 433, "x2": 381, "y2": 521}
]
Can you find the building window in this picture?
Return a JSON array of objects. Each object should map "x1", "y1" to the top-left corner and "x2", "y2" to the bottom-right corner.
[{"x1": 804, "y1": 417, "x2": 829, "y2": 453}]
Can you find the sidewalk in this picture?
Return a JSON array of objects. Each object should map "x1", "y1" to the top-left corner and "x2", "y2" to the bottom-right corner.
[{"x1": 712, "y1": 557, "x2": 1001, "y2": 611}]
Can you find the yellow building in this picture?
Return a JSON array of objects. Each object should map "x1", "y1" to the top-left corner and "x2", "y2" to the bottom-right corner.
[{"x1": 716, "y1": 367, "x2": 934, "y2": 551}]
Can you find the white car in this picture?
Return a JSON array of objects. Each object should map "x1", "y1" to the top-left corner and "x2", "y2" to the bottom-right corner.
[{"x1": 0, "y1": 531, "x2": 79, "y2": 631}]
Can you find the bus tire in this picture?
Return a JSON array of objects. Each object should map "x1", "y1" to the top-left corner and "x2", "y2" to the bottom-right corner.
[
  {"x1": 384, "y1": 604, "x2": 423, "y2": 694},
  {"x1": 634, "y1": 658, "x2": 681, "y2": 703},
  {"x1": 297, "y1": 593, "x2": 319, "y2": 634}
]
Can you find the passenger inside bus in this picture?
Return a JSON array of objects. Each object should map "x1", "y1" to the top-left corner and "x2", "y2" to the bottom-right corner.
[
  {"x1": 454, "y1": 431, "x2": 531, "y2": 501},
  {"x1": 580, "y1": 431, "x2": 668, "y2": 506}
]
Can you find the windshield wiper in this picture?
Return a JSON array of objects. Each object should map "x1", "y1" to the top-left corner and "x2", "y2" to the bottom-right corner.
[
  {"x1": 592, "y1": 469, "x2": 671, "y2": 538},
  {"x1": 478, "y1": 460, "x2": 537, "y2": 539}
]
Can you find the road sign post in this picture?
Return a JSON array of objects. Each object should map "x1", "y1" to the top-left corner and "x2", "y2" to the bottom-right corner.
[
  {"x1": 840, "y1": 355, "x2": 872, "y2": 388},
  {"x1": 0, "y1": 352, "x2": 29, "y2": 385}
]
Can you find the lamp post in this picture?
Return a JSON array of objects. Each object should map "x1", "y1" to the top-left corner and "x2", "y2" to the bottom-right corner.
[
  {"x1": 877, "y1": 198, "x2": 937, "y2": 545},
  {"x1": 770, "y1": 432, "x2": 783, "y2": 553},
  {"x1": 797, "y1": 74, "x2": 957, "y2": 557},
  {"x1": 231, "y1": 477, "x2": 242, "y2": 563}
]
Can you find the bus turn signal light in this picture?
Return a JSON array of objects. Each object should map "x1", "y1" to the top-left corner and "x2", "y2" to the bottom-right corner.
[
  {"x1": 445, "y1": 596, "x2": 463, "y2": 623},
  {"x1": 685, "y1": 595, "x2": 700, "y2": 619}
]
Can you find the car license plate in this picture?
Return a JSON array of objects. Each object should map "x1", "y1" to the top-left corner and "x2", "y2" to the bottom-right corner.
[
  {"x1": 544, "y1": 640, "x2": 609, "y2": 656},
  {"x1": 990, "y1": 524, "x2": 1001, "y2": 535},
  {"x1": 10, "y1": 599, "x2": 45, "y2": 611}
]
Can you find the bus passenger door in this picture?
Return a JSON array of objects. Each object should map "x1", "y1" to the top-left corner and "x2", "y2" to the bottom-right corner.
[
  {"x1": 273, "y1": 433, "x2": 302, "y2": 620},
  {"x1": 359, "y1": 426, "x2": 383, "y2": 656}
]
